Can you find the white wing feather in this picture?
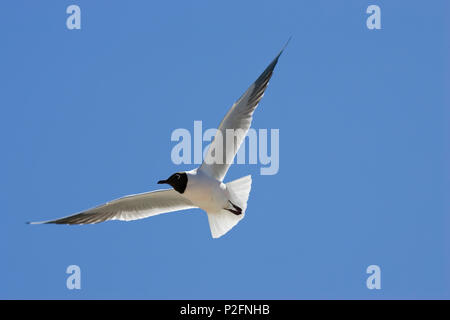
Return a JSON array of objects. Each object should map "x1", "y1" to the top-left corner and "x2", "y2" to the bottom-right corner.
[
  {"x1": 29, "y1": 189, "x2": 196, "y2": 225},
  {"x1": 199, "y1": 46, "x2": 286, "y2": 181}
]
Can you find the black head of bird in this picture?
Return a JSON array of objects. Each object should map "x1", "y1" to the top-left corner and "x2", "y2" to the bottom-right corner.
[{"x1": 157, "y1": 172, "x2": 188, "y2": 194}]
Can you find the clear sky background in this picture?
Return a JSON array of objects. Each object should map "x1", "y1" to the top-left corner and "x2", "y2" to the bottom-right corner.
[{"x1": 1, "y1": 0, "x2": 449, "y2": 299}]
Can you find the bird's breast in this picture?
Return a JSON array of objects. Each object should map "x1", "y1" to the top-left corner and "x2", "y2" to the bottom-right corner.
[{"x1": 182, "y1": 172, "x2": 228, "y2": 212}]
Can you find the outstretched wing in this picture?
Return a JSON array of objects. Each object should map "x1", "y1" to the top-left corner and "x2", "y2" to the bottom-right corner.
[
  {"x1": 28, "y1": 189, "x2": 196, "y2": 225},
  {"x1": 199, "y1": 43, "x2": 287, "y2": 181}
]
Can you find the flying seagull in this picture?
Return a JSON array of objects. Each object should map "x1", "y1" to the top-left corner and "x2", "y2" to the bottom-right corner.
[{"x1": 29, "y1": 41, "x2": 288, "y2": 238}]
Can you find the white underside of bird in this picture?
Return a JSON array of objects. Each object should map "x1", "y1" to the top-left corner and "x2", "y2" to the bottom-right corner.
[
  {"x1": 29, "y1": 40, "x2": 288, "y2": 238},
  {"x1": 182, "y1": 169, "x2": 252, "y2": 238}
]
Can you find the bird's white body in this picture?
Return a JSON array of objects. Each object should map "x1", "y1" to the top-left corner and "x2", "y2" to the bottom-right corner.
[{"x1": 182, "y1": 169, "x2": 228, "y2": 213}]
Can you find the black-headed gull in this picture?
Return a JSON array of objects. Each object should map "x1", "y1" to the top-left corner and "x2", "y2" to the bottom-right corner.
[{"x1": 29, "y1": 42, "x2": 287, "y2": 238}]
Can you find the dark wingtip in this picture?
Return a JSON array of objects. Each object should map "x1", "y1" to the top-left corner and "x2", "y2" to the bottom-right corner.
[
  {"x1": 276, "y1": 36, "x2": 292, "y2": 59},
  {"x1": 267, "y1": 37, "x2": 292, "y2": 71},
  {"x1": 255, "y1": 38, "x2": 291, "y2": 84},
  {"x1": 285, "y1": 36, "x2": 293, "y2": 48}
]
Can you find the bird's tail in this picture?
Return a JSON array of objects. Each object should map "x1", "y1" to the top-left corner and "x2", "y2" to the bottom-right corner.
[{"x1": 207, "y1": 175, "x2": 252, "y2": 239}]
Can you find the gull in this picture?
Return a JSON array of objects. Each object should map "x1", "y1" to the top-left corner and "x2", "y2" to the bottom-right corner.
[{"x1": 29, "y1": 41, "x2": 288, "y2": 238}]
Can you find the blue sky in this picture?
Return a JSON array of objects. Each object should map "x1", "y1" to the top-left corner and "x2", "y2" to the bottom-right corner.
[{"x1": 1, "y1": 0, "x2": 449, "y2": 299}]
